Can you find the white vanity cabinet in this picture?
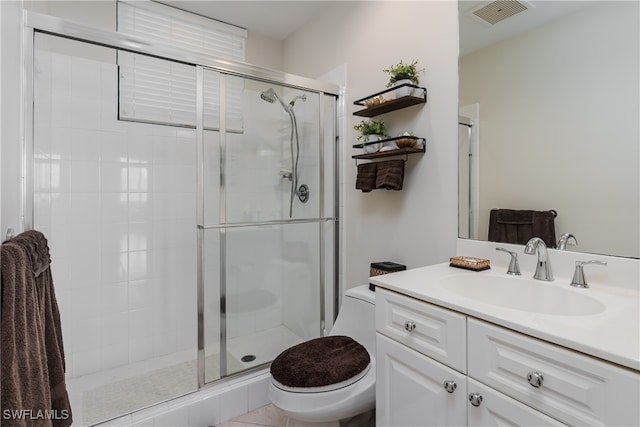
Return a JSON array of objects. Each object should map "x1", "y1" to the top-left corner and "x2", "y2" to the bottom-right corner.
[
  {"x1": 375, "y1": 287, "x2": 640, "y2": 427},
  {"x1": 377, "y1": 334, "x2": 467, "y2": 426},
  {"x1": 376, "y1": 288, "x2": 467, "y2": 426},
  {"x1": 468, "y1": 319, "x2": 640, "y2": 426}
]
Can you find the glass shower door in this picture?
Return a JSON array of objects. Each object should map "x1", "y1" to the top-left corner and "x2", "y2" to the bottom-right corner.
[{"x1": 202, "y1": 71, "x2": 324, "y2": 379}]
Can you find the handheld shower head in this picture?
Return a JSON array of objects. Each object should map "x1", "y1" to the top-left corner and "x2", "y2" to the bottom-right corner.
[{"x1": 260, "y1": 88, "x2": 288, "y2": 111}]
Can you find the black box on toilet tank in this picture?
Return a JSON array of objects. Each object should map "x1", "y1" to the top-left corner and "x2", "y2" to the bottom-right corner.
[{"x1": 369, "y1": 261, "x2": 406, "y2": 290}]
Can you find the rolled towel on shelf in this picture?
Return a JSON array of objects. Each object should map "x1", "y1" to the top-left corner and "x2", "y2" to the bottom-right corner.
[
  {"x1": 356, "y1": 162, "x2": 378, "y2": 192},
  {"x1": 375, "y1": 159, "x2": 405, "y2": 191}
]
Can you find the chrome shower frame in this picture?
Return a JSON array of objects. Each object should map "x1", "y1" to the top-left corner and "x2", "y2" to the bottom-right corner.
[{"x1": 22, "y1": 9, "x2": 341, "y2": 393}]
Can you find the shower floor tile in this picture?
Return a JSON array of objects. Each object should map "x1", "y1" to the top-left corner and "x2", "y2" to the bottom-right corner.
[{"x1": 67, "y1": 325, "x2": 304, "y2": 426}]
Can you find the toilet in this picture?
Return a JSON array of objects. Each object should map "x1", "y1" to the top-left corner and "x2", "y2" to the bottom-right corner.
[{"x1": 269, "y1": 285, "x2": 376, "y2": 427}]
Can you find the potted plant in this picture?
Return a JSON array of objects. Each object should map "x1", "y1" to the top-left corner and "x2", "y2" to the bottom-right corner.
[
  {"x1": 354, "y1": 119, "x2": 387, "y2": 153},
  {"x1": 383, "y1": 59, "x2": 423, "y2": 97}
]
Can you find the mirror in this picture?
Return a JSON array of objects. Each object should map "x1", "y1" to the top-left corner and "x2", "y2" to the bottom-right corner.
[{"x1": 458, "y1": 0, "x2": 639, "y2": 258}]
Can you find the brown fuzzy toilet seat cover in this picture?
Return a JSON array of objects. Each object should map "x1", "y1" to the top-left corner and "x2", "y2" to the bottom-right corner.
[{"x1": 271, "y1": 335, "x2": 370, "y2": 389}]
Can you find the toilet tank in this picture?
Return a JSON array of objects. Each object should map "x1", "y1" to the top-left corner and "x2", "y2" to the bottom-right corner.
[{"x1": 329, "y1": 285, "x2": 376, "y2": 354}]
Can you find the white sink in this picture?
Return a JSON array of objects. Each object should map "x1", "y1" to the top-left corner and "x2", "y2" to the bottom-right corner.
[{"x1": 440, "y1": 274, "x2": 606, "y2": 316}]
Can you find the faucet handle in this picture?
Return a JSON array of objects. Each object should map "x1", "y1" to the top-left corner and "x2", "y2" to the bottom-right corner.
[
  {"x1": 496, "y1": 247, "x2": 521, "y2": 275},
  {"x1": 571, "y1": 260, "x2": 607, "y2": 288}
]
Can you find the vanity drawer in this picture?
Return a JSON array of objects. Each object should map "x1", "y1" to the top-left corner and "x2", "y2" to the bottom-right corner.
[
  {"x1": 376, "y1": 288, "x2": 466, "y2": 373},
  {"x1": 468, "y1": 319, "x2": 640, "y2": 426}
]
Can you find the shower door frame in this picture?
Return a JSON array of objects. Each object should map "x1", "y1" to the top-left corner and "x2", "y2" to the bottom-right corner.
[{"x1": 23, "y1": 9, "x2": 341, "y2": 393}]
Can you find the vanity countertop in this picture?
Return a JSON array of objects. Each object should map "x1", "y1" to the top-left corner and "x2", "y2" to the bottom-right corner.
[{"x1": 370, "y1": 262, "x2": 640, "y2": 371}]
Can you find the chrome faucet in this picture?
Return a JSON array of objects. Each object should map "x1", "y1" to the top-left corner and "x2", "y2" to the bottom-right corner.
[
  {"x1": 496, "y1": 247, "x2": 521, "y2": 275},
  {"x1": 524, "y1": 237, "x2": 554, "y2": 281},
  {"x1": 557, "y1": 233, "x2": 578, "y2": 250}
]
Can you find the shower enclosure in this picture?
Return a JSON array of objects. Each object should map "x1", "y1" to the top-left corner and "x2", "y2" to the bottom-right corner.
[{"x1": 26, "y1": 13, "x2": 338, "y2": 425}]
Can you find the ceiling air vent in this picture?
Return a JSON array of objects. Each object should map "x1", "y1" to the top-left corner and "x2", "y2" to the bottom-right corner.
[{"x1": 471, "y1": 0, "x2": 530, "y2": 25}]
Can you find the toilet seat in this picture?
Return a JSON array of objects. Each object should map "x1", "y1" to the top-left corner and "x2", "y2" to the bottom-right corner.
[{"x1": 270, "y1": 335, "x2": 370, "y2": 392}]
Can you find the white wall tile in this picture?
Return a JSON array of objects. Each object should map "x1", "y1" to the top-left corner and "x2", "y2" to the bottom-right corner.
[
  {"x1": 51, "y1": 126, "x2": 72, "y2": 159},
  {"x1": 69, "y1": 160, "x2": 100, "y2": 192},
  {"x1": 129, "y1": 250, "x2": 153, "y2": 281},
  {"x1": 70, "y1": 193, "x2": 101, "y2": 225},
  {"x1": 129, "y1": 279, "x2": 153, "y2": 311},
  {"x1": 102, "y1": 312, "x2": 129, "y2": 346},
  {"x1": 71, "y1": 128, "x2": 101, "y2": 161},
  {"x1": 100, "y1": 282, "x2": 129, "y2": 315},
  {"x1": 129, "y1": 308, "x2": 153, "y2": 340},
  {"x1": 100, "y1": 163, "x2": 129, "y2": 193},
  {"x1": 129, "y1": 222, "x2": 154, "y2": 251},
  {"x1": 71, "y1": 314, "x2": 101, "y2": 353},
  {"x1": 73, "y1": 347, "x2": 102, "y2": 377},
  {"x1": 71, "y1": 96, "x2": 101, "y2": 130},
  {"x1": 129, "y1": 193, "x2": 152, "y2": 222},
  {"x1": 100, "y1": 193, "x2": 129, "y2": 223},
  {"x1": 129, "y1": 337, "x2": 154, "y2": 363},
  {"x1": 129, "y1": 164, "x2": 152, "y2": 193},
  {"x1": 100, "y1": 130, "x2": 128, "y2": 163},
  {"x1": 101, "y1": 341, "x2": 129, "y2": 370}
]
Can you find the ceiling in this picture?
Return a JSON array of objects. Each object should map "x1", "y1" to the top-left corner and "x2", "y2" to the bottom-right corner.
[
  {"x1": 459, "y1": 0, "x2": 595, "y2": 55},
  {"x1": 157, "y1": 1, "x2": 596, "y2": 52}
]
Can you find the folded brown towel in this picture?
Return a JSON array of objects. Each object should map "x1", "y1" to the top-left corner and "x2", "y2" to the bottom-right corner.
[
  {"x1": 10, "y1": 230, "x2": 52, "y2": 277},
  {"x1": 356, "y1": 162, "x2": 377, "y2": 192},
  {"x1": 1, "y1": 231, "x2": 72, "y2": 427},
  {"x1": 375, "y1": 159, "x2": 405, "y2": 191},
  {"x1": 488, "y1": 209, "x2": 557, "y2": 247}
]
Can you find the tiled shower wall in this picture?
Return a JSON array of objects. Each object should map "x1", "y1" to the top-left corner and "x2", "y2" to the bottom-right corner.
[
  {"x1": 33, "y1": 50, "x2": 198, "y2": 378},
  {"x1": 32, "y1": 48, "x2": 320, "y2": 381}
]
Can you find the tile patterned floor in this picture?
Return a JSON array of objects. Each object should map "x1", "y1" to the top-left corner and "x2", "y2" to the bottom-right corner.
[{"x1": 216, "y1": 404, "x2": 288, "y2": 427}]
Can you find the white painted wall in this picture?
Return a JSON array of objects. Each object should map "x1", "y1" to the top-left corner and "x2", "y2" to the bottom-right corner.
[
  {"x1": 282, "y1": 1, "x2": 460, "y2": 290},
  {"x1": 459, "y1": 1, "x2": 640, "y2": 258}
]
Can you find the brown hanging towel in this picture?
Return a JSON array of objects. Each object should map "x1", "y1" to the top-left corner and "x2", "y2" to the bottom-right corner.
[
  {"x1": 1, "y1": 230, "x2": 72, "y2": 427},
  {"x1": 356, "y1": 162, "x2": 378, "y2": 192},
  {"x1": 488, "y1": 209, "x2": 557, "y2": 248},
  {"x1": 375, "y1": 159, "x2": 405, "y2": 191}
]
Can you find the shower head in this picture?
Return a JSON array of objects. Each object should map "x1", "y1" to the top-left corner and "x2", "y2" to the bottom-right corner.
[
  {"x1": 260, "y1": 88, "x2": 288, "y2": 111},
  {"x1": 288, "y1": 94, "x2": 307, "y2": 108}
]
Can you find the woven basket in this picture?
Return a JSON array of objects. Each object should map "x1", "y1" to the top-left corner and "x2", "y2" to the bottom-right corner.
[{"x1": 370, "y1": 261, "x2": 406, "y2": 278}]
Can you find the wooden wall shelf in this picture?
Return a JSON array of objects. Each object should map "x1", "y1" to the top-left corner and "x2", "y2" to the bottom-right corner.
[{"x1": 353, "y1": 84, "x2": 427, "y2": 117}]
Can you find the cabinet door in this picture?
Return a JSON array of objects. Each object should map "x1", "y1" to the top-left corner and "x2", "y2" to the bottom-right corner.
[
  {"x1": 376, "y1": 333, "x2": 467, "y2": 427},
  {"x1": 467, "y1": 378, "x2": 566, "y2": 427}
]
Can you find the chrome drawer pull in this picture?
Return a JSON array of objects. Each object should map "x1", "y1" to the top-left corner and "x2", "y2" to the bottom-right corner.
[
  {"x1": 527, "y1": 371, "x2": 544, "y2": 388},
  {"x1": 443, "y1": 380, "x2": 457, "y2": 393},
  {"x1": 404, "y1": 321, "x2": 416, "y2": 332},
  {"x1": 468, "y1": 393, "x2": 483, "y2": 407}
]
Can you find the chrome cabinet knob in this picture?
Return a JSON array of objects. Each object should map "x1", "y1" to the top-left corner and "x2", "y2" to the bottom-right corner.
[
  {"x1": 468, "y1": 393, "x2": 483, "y2": 407},
  {"x1": 404, "y1": 321, "x2": 416, "y2": 332},
  {"x1": 443, "y1": 380, "x2": 457, "y2": 393},
  {"x1": 527, "y1": 371, "x2": 544, "y2": 388}
]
